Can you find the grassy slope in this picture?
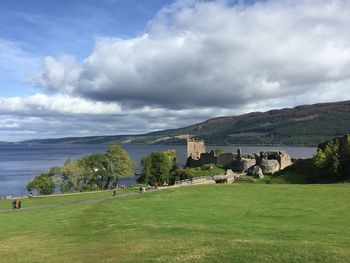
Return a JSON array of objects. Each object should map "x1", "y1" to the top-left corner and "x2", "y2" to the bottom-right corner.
[
  {"x1": 185, "y1": 165, "x2": 226, "y2": 178},
  {"x1": 1, "y1": 184, "x2": 350, "y2": 263}
]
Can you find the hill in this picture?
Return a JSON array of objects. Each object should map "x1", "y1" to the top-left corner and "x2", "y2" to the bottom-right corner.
[
  {"x1": 23, "y1": 100, "x2": 350, "y2": 146},
  {"x1": 1, "y1": 185, "x2": 349, "y2": 262}
]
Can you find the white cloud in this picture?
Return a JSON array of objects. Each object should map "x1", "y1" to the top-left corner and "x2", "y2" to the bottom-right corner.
[
  {"x1": 33, "y1": 56, "x2": 80, "y2": 94},
  {"x1": 3, "y1": 0, "x2": 350, "y2": 141},
  {"x1": 0, "y1": 94, "x2": 122, "y2": 115},
  {"x1": 34, "y1": 0, "x2": 350, "y2": 109}
]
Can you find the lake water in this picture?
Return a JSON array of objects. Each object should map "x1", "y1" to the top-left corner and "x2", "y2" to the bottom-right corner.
[{"x1": 0, "y1": 144, "x2": 316, "y2": 196}]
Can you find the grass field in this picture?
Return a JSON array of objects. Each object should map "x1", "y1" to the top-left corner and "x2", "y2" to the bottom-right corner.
[{"x1": 1, "y1": 184, "x2": 350, "y2": 263}]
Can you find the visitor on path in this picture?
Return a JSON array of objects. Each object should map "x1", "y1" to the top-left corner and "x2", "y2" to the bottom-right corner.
[
  {"x1": 29, "y1": 192, "x2": 32, "y2": 198},
  {"x1": 139, "y1": 186, "x2": 143, "y2": 193},
  {"x1": 154, "y1": 182, "x2": 158, "y2": 189},
  {"x1": 113, "y1": 189, "x2": 117, "y2": 196},
  {"x1": 11, "y1": 200, "x2": 22, "y2": 210}
]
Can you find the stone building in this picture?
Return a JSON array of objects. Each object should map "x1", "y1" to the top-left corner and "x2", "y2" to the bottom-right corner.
[{"x1": 187, "y1": 136, "x2": 205, "y2": 159}]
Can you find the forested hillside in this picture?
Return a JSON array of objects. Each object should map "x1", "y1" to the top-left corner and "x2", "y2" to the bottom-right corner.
[{"x1": 23, "y1": 100, "x2": 350, "y2": 146}]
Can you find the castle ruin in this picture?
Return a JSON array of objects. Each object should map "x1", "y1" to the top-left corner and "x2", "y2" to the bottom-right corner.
[
  {"x1": 187, "y1": 136, "x2": 205, "y2": 159},
  {"x1": 186, "y1": 138, "x2": 292, "y2": 175}
]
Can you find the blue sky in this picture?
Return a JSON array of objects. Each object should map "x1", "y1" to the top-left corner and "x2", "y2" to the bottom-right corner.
[
  {"x1": 1, "y1": 0, "x2": 350, "y2": 141},
  {"x1": 0, "y1": 0, "x2": 173, "y2": 97}
]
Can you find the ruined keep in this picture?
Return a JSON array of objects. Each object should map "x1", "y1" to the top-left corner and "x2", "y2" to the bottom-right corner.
[
  {"x1": 186, "y1": 139, "x2": 292, "y2": 174},
  {"x1": 187, "y1": 136, "x2": 205, "y2": 159}
]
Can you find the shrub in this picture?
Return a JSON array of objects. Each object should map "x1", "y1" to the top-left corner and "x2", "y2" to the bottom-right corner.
[
  {"x1": 201, "y1": 164, "x2": 214, "y2": 171},
  {"x1": 313, "y1": 134, "x2": 350, "y2": 181},
  {"x1": 169, "y1": 169, "x2": 193, "y2": 184}
]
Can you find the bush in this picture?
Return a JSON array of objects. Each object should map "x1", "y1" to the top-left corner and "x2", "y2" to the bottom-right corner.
[
  {"x1": 312, "y1": 134, "x2": 350, "y2": 181},
  {"x1": 169, "y1": 169, "x2": 193, "y2": 184}
]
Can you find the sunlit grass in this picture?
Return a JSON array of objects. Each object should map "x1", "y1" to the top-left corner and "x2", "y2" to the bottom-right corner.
[{"x1": 1, "y1": 184, "x2": 349, "y2": 262}]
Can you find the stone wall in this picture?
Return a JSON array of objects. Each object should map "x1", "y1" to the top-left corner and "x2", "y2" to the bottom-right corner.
[
  {"x1": 277, "y1": 151, "x2": 292, "y2": 169},
  {"x1": 186, "y1": 150, "x2": 217, "y2": 167},
  {"x1": 200, "y1": 150, "x2": 217, "y2": 164},
  {"x1": 232, "y1": 158, "x2": 256, "y2": 172},
  {"x1": 260, "y1": 160, "x2": 280, "y2": 174},
  {"x1": 217, "y1": 153, "x2": 234, "y2": 168}
]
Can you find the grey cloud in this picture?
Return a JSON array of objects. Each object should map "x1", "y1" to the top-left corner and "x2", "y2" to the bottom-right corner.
[{"x1": 0, "y1": 94, "x2": 226, "y2": 141}]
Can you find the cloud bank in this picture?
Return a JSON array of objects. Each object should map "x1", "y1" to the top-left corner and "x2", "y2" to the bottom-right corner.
[
  {"x1": 2, "y1": 0, "x2": 350, "y2": 141},
  {"x1": 35, "y1": 0, "x2": 350, "y2": 109}
]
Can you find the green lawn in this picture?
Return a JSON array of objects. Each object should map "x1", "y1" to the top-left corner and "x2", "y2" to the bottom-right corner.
[{"x1": 1, "y1": 184, "x2": 349, "y2": 262}]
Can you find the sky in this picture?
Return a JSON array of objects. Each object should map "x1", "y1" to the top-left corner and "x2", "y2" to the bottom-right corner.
[{"x1": 1, "y1": 0, "x2": 350, "y2": 142}]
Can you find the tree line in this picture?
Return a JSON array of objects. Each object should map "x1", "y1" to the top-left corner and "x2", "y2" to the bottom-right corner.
[
  {"x1": 27, "y1": 146, "x2": 193, "y2": 195},
  {"x1": 27, "y1": 145, "x2": 135, "y2": 195}
]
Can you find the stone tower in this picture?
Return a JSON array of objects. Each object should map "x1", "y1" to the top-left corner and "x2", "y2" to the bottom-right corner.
[{"x1": 187, "y1": 135, "x2": 205, "y2": 159}]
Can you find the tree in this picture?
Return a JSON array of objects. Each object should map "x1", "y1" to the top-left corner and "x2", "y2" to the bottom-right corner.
[
  {"x1": 313, "y1": 139, "x2": 340, "y2": 176},
  {"x1": 82, "y1": 153, "x2": 110, "y2": 190},
  {"x1": 61, "y1": 160, "x2": 87, "y2": 192},
  {"x1": 312, "y1": 136, "x2": 350, "y2": 181},
  {"x1": 164, "y1": 149, "x2": 179, "y2": 171},
  {"x1": 106, "y1": 145, "x2": 135, "y2": 187},
  {"x1": 141, "y1": 152, "x2": 172, "y2": 184},
  {"x1": 27, "y1": 173, "x2": 55, "y2": 195}
]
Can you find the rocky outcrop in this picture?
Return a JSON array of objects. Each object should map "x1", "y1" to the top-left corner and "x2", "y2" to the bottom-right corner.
[{"x1": 252, "y1": 165, "x2": 264, "y2": 179}]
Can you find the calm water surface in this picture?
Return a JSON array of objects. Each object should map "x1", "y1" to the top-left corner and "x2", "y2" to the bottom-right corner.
[{"x1": 0, "y1": 144, "x2": 316, "y2": 196}]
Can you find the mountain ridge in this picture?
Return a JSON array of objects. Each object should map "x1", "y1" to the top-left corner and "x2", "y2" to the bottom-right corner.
[{"x1": 21, "y1": 100, "x2": 350, "y2": 146}]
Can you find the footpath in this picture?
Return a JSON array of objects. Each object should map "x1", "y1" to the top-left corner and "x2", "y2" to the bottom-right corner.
[{"x1": 0, "y1": 191, "x2": 140, "y2": 213}]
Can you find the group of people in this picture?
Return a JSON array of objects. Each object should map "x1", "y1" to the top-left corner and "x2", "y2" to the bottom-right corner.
[
  {"x1": 12, "y1": 199, "x2": 22, "y2": 209},
  {"x1": 10, "y1": 192, "x2": 33, "y2": 209},
  {"x1": 139, "y1": 181, "x2": 170, "y2": 193}
]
